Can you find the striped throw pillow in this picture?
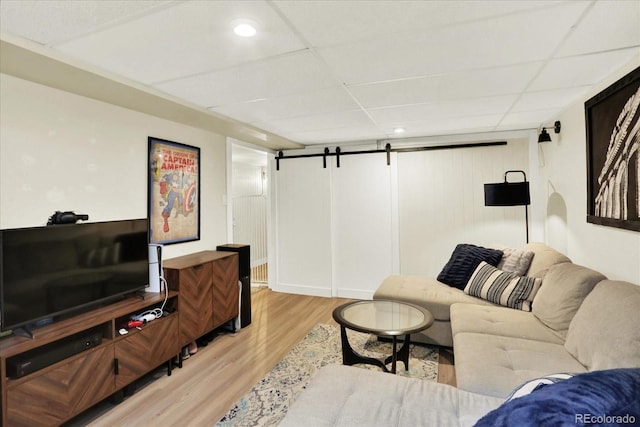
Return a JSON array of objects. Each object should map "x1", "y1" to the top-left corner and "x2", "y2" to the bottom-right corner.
[{"x1": 464, "y1": 262, "x2": 542, "y2": 311}]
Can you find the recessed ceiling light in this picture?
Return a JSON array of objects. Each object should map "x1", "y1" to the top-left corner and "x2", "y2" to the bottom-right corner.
[
  {"x1": 233, "y1": 22, "x2": 257, "y2": 37},
  {"x1": 393, "y1": 127, "x2": 406, "y2": 134}
]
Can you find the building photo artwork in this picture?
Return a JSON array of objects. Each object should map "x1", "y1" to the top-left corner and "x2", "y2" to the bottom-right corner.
[
  {"x1": 594, "y1": 85, "x2": 640, "y2": 221},
  {"x1": 587, "y1": 67, "x2": 640, "y2": 231}
]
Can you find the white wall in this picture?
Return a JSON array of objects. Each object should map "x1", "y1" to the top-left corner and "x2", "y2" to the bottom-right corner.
[
  {"x1": 399, "y1": 140, "x2": 530, "y2": 277},
  {"x1": 0, "y1": 74, "x2": 228, "y2": 261},
  {"x1": 536, "y1": 60, "x2": 640, "y2": 284}
]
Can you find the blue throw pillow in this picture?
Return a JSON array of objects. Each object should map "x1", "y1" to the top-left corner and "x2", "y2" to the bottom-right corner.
[
  {"x1": 474, "y1": 368, "x2": 640, "y2": 427},
  {"x1": 437, "y1": 244, "x2": 503, "y2": 290}
]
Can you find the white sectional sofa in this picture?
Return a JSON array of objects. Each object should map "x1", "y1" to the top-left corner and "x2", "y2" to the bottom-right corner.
[{"x1": 279, "y1": 243, "x2": 640, "y2": 426}]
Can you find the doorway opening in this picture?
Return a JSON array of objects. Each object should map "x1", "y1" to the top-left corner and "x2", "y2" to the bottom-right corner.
[{"x1": 231, "y1": 144, "x2": 269, "y2": 284}]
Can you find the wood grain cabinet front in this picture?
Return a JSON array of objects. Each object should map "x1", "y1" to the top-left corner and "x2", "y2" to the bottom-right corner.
[
  {"x1": 211, "y1": 254, "x2": 240, "y2": 328},
  {"x1": 114, "y1": 314, "x2": 180, "y2": 389},
  {"x1": 0, "y1": 292, "x2": 178, "y2": 427},
  {"x1": 6, "y1": 345, "x2": 115, "y2": 427},
  {"x1": 165, "y1": 261, "x2": 214, "y2": 346},
  {"x1": 164, "y1": 251, "x2": 239, "y2": 345}
]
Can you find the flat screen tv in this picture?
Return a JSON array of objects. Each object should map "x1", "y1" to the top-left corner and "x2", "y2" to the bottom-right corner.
[{"x1": 0, "y1": 219, "x2": 149, "y2": 333}]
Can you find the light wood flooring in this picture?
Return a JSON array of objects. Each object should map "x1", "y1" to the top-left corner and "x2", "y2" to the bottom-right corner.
[{"x1": 66, "y1": 288, "x2": 455, "y2": 427}]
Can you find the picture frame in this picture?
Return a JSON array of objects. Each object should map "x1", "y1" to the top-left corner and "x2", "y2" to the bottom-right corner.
[
  {"x1": 148, "y1": 137, "x2": 201, "y2": 244},
  {"x1": 585, "y1": 66, "x2": 640, "y2": 232}
]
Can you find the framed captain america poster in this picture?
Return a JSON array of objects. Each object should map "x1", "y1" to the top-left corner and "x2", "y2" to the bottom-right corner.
[{"x1": 148, "y1": 136, "x2": 201, "y2": 244}]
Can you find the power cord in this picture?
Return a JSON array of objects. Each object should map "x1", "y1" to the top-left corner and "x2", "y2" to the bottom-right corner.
[{"x1": 131, "y1": 276, "x2": 169, "y2": 322}]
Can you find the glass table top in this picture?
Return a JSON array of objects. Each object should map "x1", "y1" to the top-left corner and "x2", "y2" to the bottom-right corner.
[{"x1": 333, "y1": 300, "x2": 434, "y2": 336}]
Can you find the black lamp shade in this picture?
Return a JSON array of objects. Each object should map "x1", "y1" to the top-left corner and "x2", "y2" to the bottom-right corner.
[
  {"x1": 538, "y1": 128, "x2": 552, "y2": 143},
  {"x1": 484, "y1": 182, "x2": 530, "y2": 206}
]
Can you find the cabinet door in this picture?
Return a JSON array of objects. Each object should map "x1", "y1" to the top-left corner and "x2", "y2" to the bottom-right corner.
[
  {"x1": 176, "y1": 262, "x2": 214, "y2": 345},
  {"x1": 211, "y1": 255, "x2": 239, "y2": 328},
  {"x1": 6, "y1": 345, "x2": 115, "y2": 427},
  {"x1": 114, "y1": 315, "x2": 179, "y2": 389}
]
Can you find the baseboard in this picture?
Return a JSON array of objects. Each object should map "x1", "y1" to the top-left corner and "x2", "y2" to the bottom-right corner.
[
  {"x1": 273, "y1": 283, "x2": 332, "y2": 297},
  {"x1": 332, "y1": 288, "x2": 373, "y2": 300},
  {"x1": 271, "y1": 284, "x2": 372, "y2": 300}
]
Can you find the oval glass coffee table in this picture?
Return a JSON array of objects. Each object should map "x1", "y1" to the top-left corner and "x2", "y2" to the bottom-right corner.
[{"x1": 332, "y1": 299, "x2": 434, "y2": 374}]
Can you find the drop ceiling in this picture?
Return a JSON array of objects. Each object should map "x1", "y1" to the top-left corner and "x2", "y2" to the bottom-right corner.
[{"x1": 1, "y1": 0, "x2": 639, "y2": 149}]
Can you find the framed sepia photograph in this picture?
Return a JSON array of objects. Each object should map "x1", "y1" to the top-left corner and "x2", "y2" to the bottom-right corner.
[
  {"x1": 148, "y1": 137, "x2": 201, "y2": 244},
  {"x1": 585, "y1": 66, "x2": 640, "y2": 232}
]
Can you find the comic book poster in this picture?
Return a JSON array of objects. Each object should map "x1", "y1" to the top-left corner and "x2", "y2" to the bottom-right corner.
[{"x1": 148, "y1": 137, "x2": 200, "y2": 244}]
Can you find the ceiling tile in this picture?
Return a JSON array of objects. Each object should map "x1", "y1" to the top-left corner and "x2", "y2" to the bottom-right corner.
[
  {"x1": 349, "y1": 62, "x2": 542, "y2": 108},
  {"x1": 1, "y1": 0, "x2": 637, "y2": 148},
  {"x1": 498, "y1": 109, "x2": 563, "y2": 129},
  {"x1": 258, "y1": 109, "x2": 377, "y2": 134},
  {"x1": 367, "y1": 95, "x2": 517, "y2": 124},
  {"x1": 211, "y1": 86, "x2": 360, "y2": 124},
  {"x1": 282, "y1": 127, "x2": 386, "y2": 145},
  {"x1": 557, "y1": 0, "x2": 640, "y2": 57},
  {"x1": 0, "y1": 0, "x2": 171, "y2": 45},
  {"x1": 530, "y1": 49, "x2": 640, "y2": 91},
  {"x1": 274, "y1": 0, "x2": 559, "y2": 48},
  {"x1": 387, "y1": 114, "x2": 504, "y2": 137},
  {"x1": 512, "y1": 87, "x2": 590, "y2": 112},
  {"x1": 155, "y1": 51, "x2": 339, "y2": 108},
  {"x1": 316, "y1": 2, "x2": 588, "y2": 85},
  {"x1": 53, "y1": 0, "x2": 305, "y2": 84}
]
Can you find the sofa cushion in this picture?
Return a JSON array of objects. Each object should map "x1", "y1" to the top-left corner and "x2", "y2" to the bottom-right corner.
[
  {"x1": 374, "y1": 275, "x2": 496, "y2": 321},
  {"x1": 450, "y1": 304, "x2": 564, "y2": 344},
  {"x1": 464, "y1": 262, "x2": 541, "y2": 311},
  {"x1": 532, "y1": 263, "x2": 605, "y2": 339},
  {"x1": 474, "y1": 368, "x2": 640, "y2": 427},
  {"x1": 524, "y1": 242, "x2": 570, "y2": 279},
  {"x1": 437, "y1": 244, "x2": 503, "y2": 290},
  {"x1": 453, "y1": 332, "x2": 587, "y2": 398},
  {"x1": 279, "y1": 365, "x2": 505, "y2": 427},
  {"x1": 565, "y1": 280, "x2": 640, "y2": 371},
  {"x1": 492, "y1": 245, "x2": 535, "y2": 276}
]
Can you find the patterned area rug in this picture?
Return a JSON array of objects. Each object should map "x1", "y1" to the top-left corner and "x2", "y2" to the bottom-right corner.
[{"x1": 216, "y1": 323, "x2": 438, "y2": 427}]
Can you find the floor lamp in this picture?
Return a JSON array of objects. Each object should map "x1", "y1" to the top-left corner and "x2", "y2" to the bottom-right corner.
[{"x1": 484, "y1": 170, "x2": 531, "y2": 243}]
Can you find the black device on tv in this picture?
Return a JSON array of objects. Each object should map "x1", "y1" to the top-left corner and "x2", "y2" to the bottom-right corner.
[
  {"x1": 0, "y1": 218, "x2": 149, "y2": 334},
  {"x1": 6, "y1": 328, "x2": 103, "y2": 379}
]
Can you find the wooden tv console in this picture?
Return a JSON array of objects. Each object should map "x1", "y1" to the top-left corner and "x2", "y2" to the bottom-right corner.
[
  {"x1": 0, "y1": 250, "x2": 239, "y2": 426},
  {"x1": 0, "y1": 291, "x2": 180, "y2": 426}
]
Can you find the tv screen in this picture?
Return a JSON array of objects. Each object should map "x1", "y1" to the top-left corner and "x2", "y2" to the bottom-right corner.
[{"x1": 0, "y1": 219, "x2": 149, "y2": 332}]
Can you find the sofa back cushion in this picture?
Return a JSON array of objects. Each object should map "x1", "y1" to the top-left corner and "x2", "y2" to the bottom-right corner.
[
  {"x1": 532, "y1": 263, "x2": 605, "y2": 338},
  {"x1": 565, "y1": 280, "x2": 640, "y2": 370},
  {"x1": 524, "y1": 242, "x2": 570, "y2": 279}
]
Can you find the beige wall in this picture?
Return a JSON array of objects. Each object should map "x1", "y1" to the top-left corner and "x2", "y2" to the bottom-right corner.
[{"x1": 0, "y1": 73, "x2": 228, "y2": 260}]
